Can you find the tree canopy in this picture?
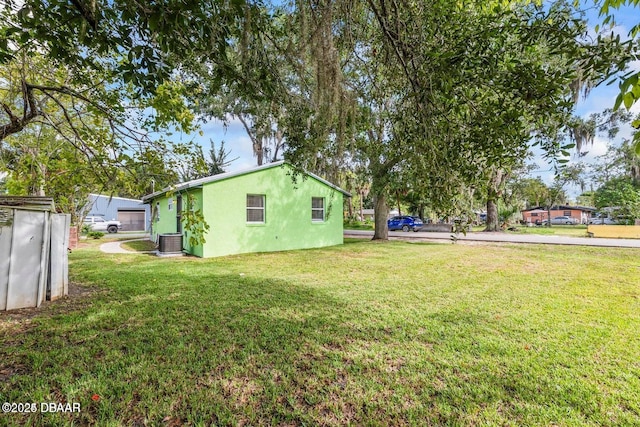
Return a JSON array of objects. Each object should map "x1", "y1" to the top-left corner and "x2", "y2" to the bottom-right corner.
[
  {"x1": 599, "y1": 0, "x2": 640, "y2": 154},
  {"x1": 274, "y1": 0, "x2": 627, "y2": 236},
  {"x1": 0, "y1": 1, "x2": 267, "y2": 206},
  {"x1": 2, "y1": 0, "x2": 640, "y2": 234}
]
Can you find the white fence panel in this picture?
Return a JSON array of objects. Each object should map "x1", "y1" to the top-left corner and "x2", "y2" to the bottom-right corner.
[
  {"x1": 0, "y1": 208, "x2": 13, "y2": 311},
  {"x1": 0, "y1": 203, "x2": 69, "y2": 311},
  {"x1": 6, "y1": 210, "x2": 47, "y2": 310},
  {"x1": 49, "y1": 214, "x2": 70, "y2": 300}
]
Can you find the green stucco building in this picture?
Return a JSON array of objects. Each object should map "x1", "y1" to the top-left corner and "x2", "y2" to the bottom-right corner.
[{"x1": 142, "y1": 161, "x2": 350, "y2": 258}]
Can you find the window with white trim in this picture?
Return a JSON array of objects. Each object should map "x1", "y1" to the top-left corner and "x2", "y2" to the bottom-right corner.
[
  {"x1": 168, "y1": 197, "x2": 174, "y2": 211},
  {"x1": 312, "y1": 197, "x2": 325, "y2": 221},
  {"x1": 246, "y1": 194, "x2": 265, "y2": 223}
]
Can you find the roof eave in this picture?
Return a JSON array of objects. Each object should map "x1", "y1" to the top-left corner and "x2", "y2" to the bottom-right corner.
[{"x1": 141, "y1": 160, "x2": 351, "y2": 201}]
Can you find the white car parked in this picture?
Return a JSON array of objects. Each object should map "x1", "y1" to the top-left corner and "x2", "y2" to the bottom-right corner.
[
  {"x1": 541, "y1": 216, "x2": 578, "y2": 225},
  {"x1": 83, "y1": 216, "x2": 122, "y2": 233},
  {"x1": 588, "y1": 217, "x2": 618, "y2": 225}
]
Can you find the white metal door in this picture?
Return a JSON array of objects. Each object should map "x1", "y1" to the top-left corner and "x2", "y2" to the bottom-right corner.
[{"x1": 6, "y1": 210, "x2": 47, "y2": 310}]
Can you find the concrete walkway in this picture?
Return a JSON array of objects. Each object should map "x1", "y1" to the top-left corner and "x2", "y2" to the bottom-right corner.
[
  {"x1": 345, "y1": 229, "x2": 640, "y2": 248},
  {"x1": 100, "y1": 238, "x2": 156, "y2": 254}
]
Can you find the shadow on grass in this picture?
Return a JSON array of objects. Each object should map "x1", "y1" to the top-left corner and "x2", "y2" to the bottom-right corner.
[
  {"x1": 0, "y1": 272, "x2": 357, "y2": 425},
  {"x1": 1, "y1": 256, "x2": 636, "y2": 426}
]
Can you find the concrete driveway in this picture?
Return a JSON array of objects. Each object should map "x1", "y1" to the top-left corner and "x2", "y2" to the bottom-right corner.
[{"x1": 344, "y1": 229, "x2": 640, "y2": 248}]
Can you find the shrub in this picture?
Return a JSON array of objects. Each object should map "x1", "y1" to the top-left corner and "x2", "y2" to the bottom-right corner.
[{"x1": 87, "y1": 231, "x2": 104, "y2": 239}]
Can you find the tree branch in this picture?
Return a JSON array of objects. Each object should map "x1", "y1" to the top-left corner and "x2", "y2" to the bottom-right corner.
[
  {"x1": 69, "y1": 0, "x2": 98, "y2": 30},
  {"x1": 26, "y1": 83, "x2": 112, "y2": 116},
  {"x1": 0, "y1": 81, "x2": 42, "y2": 141}
]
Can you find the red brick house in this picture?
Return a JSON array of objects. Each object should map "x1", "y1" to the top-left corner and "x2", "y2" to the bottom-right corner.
[{"x1": 521, "y1": 206, "x2": 596, "y2": 225}]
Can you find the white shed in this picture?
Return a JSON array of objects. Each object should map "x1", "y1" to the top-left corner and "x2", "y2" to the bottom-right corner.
[{"x1": 0, "y1": 197, "x2": 70, "y2": 311}]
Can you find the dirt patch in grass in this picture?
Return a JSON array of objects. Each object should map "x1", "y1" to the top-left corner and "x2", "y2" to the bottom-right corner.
[
  {"x1": 74, "y1": 240, "x2": 92, "y2": 250},
  {"x1": 0, "y1": 364, "x2": 27, "y2": 383},
  {"x1": 0, "y1": 282, "x2": 103, "y2": 326},
  {"x1": 0, "y1": 282, "x2": 107, "y2": 386}
]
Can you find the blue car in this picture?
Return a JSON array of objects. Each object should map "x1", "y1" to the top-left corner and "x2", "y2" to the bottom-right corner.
[{"x1": 387, "y1": 215, "x2": 424, "y2": 232}]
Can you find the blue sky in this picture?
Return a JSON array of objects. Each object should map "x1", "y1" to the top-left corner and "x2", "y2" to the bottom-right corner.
[
  {"x1": 531, "y1": 3, "x2": 640, "y2": 198},
  {"x1": 181, "y1": 2, "x2": 639, "y2": 200}
]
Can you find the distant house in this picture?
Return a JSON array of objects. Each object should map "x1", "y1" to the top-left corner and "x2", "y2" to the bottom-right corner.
[
  {"x1": 142, "y1": 161, "x2": 350, "y2": 258},
  {"x1": 359, "y1": 209, "x2": 375, "y2": 221},
  {"x1": 521, "y1": 205, "x2": 596, "y2": 225},
  {"x1": 357, "y1": 209, "x2": 398, "y2": 221},
  {"x1": 86, "y1": 194, "x2": 150, "y2": 231}
]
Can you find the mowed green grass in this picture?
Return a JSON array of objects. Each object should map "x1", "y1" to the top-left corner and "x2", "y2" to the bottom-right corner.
[
  {"x1": 506, "y1": 225, "x2": 590, "y2": 237},
  {"x1": 120, "y1": 239, "x2": 157, "y2": 252},
  {"x1": 1, "y1": 240, "x2": 639, "y2": 426},
  {"x1": 469, "y1": 225, "x2": 591, "y2": 237}
]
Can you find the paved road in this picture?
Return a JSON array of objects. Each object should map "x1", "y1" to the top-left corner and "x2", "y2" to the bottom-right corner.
[{"x1": 345, "y1": 229, "x2": 640, "y2": 248}]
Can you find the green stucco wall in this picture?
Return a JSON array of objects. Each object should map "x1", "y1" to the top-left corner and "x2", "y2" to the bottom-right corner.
[
  {"x1": 150, "y1": 188, "x2": 204, "y2": 257},
  {"x1": 150, "y1": 194, "x2": 176, "y2": 237},
  {"x1": 149, "y1": 164, "x2": 344, "y2": 258},
  {"x1": 181, "y1": 189, "x2": 204, "y2": 258}
]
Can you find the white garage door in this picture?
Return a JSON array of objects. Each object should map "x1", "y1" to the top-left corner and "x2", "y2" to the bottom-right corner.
[{"x1": 118, "y1": 210, "x2": 146, "y2": 231}]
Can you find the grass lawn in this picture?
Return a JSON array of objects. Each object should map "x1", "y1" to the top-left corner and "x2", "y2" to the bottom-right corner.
[
  {"x1": 505, "y1": 225, "x2": 590, "y2": 237},
  {"x1": 120, "y1": 239, "x2": 157, "y2": 252},
  {"x1": 343, "y1": 220, "x2": 374, "y2": 231},
  {"x1": 1, "y1": 240, "x2": 639, "y2": 426},
  {"x1": 348, "y1": 223, "x2": 592, "y2": 238},
  {"x1": 470, "y1": 225, "x2": 591, "y2": 237}
]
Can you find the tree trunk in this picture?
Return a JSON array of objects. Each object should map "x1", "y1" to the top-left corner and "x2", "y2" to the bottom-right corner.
[
  {"x1": 237, "y1": 114, "x2": 264, "y2": 166},
  {"x1": 484, "y1": 169, "x2": 504, "y2": 231},
  {"x1": 372, "y1": 192, "x2": 389, "y2": 240},
  {"x1": 255, "y1": 142, "x2": 264, "y2": 166},
  {"x1": 485, "y1": 198, "x2": 499, "y2": 231},
  {"x1": 271, "y1": 130, "x2": 284, "y2": 162}
]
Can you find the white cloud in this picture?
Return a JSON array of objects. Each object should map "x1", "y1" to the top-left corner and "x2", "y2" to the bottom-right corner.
[{"x1": 578, "y1": 135, "x2": 609, "y2": 161}]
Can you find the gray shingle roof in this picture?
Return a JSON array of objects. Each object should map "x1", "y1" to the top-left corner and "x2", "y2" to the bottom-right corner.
[{"x1": 142, "y1": 161, "x2": 351, "y2": 202}]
